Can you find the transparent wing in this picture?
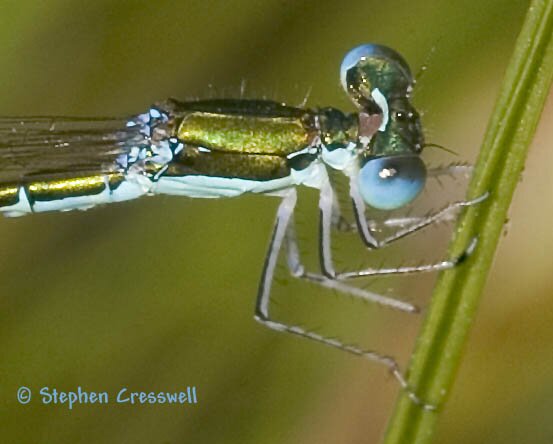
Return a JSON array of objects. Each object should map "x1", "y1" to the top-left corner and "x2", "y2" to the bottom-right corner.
[{"x1": 0, "y1": 116, "x2": 137, "y2": 184}]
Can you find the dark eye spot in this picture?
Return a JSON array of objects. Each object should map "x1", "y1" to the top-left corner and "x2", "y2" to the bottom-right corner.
[{"x1": 394, "y1": 111, "x2": 406, "y2": 121}]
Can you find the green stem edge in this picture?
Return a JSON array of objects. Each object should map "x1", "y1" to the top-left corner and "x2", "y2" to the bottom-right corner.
[{"x1": 383, "y1": 1, "x2": 553, "y2": 443}]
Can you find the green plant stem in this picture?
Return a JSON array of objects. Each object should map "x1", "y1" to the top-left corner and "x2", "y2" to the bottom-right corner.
[{"x1": 383, "y1": 1, "x2": 553, "y2": 443}]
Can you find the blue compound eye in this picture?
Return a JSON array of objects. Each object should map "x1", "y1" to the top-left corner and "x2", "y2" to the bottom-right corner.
[
  {"x1": 340, "y1": 44, "x2": 412, "y2": 96},
  {"x1": 340, "y1": 44, "x2": 378, "y2": 92},
  {"x1": 357, "y1": 155, "x2": 426, "y2": 210}
]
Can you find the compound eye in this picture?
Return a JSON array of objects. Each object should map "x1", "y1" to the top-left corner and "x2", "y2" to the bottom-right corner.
[
  {"x1": 357, "y1": 155, "x2": 426, "y2": 210},
  {"x1": 340, "y1": 44, "x2": 378, "y2": 93},
  {"x1": 340, "y1": 44, "x2": 412, "y2": 95}
]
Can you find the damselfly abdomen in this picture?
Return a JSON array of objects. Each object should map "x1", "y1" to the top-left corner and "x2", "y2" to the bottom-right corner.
[{"x1": 0, "y1": 44, "x2": 483, "y2": 408}]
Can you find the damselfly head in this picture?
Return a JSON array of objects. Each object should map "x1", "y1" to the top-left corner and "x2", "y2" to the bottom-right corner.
[{"x1": 341, "y1": 44, "x2": 427, "y2": 210}]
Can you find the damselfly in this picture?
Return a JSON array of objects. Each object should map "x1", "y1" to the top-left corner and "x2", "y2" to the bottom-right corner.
[{"x1": 0, "y1": 44, "x2": 483, "y2": 407}]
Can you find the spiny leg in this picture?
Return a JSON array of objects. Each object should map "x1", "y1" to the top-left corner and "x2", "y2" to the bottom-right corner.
[
  {"x1": 281, "y1": 178, "x2": 474, "y2": 306},
  {"x1": 329, "y1": 182, "x2": 357, "y2": 232},
  {"x1": 318, "y1": 179, "x2": 480, "y2": 280},
  {"x1": 284, "y1": 213, "x2": 416, "y2": 313},
  {"x1": 427, "y1": 163, "x2": 473, "y2": 180},
  {"x1": 333, "y1": 209, "x2": 456, "y2": 234},
  {"x1": 334, "y1": 163, "x2": 479, "y2": 235},
  {"x1": 285, "y1": 174, "x2": 417, "y2": 311},
  {"x1": 334, "y1": 212, "x2": 458, "y2": 234},
  {"x1": 254, "y1": 189, "x2": 433, "y2": 409},
  {"x1": 255, "y1": 188, "x2": 415, "y2": 316},
  {"x1": 349, "y1": 174, "x2": 487, "y2": 249}
]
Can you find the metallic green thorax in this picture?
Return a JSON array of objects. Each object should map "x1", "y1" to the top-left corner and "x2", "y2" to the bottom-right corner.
[{"x1": 155, "y1": 99, "x2": 359, "y2": 180}]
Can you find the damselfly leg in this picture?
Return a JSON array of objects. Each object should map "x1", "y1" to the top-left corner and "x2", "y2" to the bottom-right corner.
[
  {"x1": 323, "y1": 179, "x2": 484, "y2": 279},
  {"x1": 349, "y1": 170, "x2": 488, "y2": 250},
  {"x1": 255, "y1": 170, "x2": 486, "y2": 409},
  {"x1": 332, "y1": 163, "x2": 477, "y2": 233}
]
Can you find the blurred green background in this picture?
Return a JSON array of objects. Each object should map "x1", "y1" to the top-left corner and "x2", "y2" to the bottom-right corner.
[{"x1": 1, "y1": 1, "x2": 551, "y2": 443}]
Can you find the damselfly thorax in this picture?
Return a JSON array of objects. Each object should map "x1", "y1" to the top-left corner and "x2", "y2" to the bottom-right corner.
[{"x1": 0, "y1": 44, "x2": 483, "y2": 408}]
